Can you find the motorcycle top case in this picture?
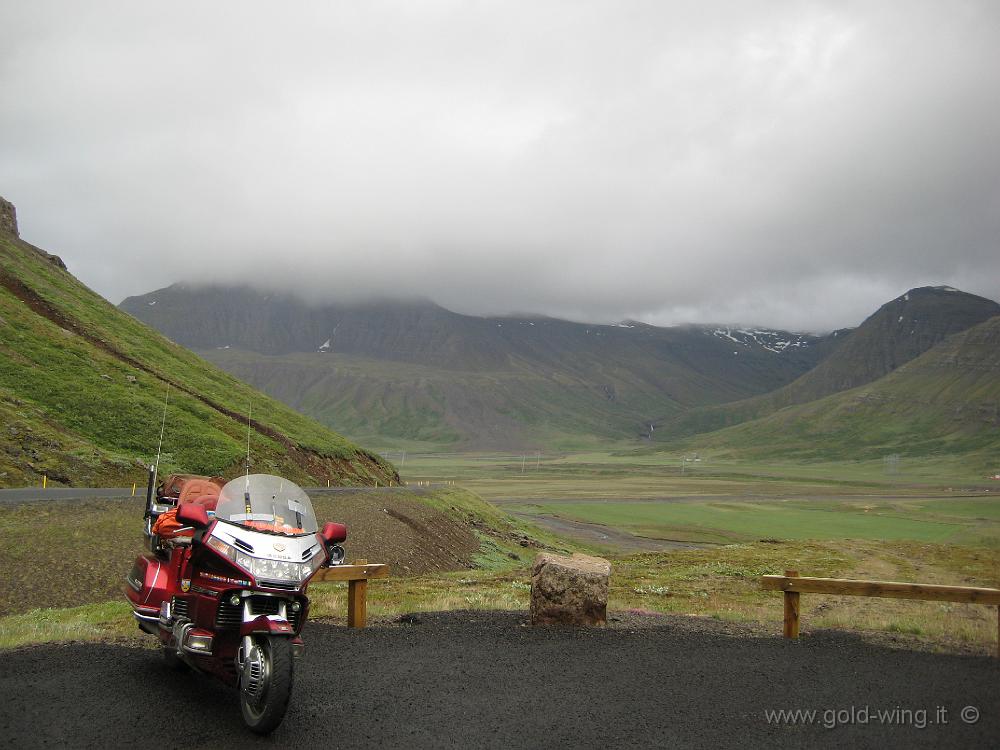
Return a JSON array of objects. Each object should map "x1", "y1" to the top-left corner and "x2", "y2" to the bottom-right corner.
[{"x1": 125, "y1": 554, "x2": 175, "y2": 614}]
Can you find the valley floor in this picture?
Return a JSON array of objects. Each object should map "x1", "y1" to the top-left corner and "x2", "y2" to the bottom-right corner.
[{"x1": 1, "y1": 452, "x2": 998, "y2": 655}]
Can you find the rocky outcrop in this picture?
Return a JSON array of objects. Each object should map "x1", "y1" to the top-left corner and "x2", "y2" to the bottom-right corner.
[
  {"x1": 530, "y1": 552, "x2": 611, "y2": 626},
  {"x1": 0, "y1": 196, "x2": 17, "y2": 237},
  {"x1": 0, "y1": 198, "x2": 67, "y2": 271}
]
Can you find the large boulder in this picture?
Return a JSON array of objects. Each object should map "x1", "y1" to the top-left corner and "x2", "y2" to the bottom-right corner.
[{"x1": 530, "y1": 552, "x2": 611, "y2": 626}]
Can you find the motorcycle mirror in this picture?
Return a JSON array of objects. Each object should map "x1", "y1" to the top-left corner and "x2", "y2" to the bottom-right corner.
[
  {"x1": 320, "y1": 521, "x2": 347, "y2": 544},
  {"x1": 177, "y1": 503, "x2": 211, "y2": 529},
  {"x1": 325, "y1": 543, "x2": 346, "y2": 566}
]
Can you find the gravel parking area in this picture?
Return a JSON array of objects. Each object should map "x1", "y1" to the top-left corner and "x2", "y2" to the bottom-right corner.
[{"x1": 2, "y1": 611, "x2": 996, "y2": 748}]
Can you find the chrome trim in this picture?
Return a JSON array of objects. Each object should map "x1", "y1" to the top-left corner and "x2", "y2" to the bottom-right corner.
[
  {"x1": 158, "y1": 600, "x2": 173, "y2": 626},
  {"x1": 173, "y1": 621, "x2": 192, "y2": 651},
  {"x1": 258, "y1": 580, "x2": 300, "y2": 591},
  {"x1": 171, "y1": 596, "x2": 190, "y2": 619},
  {"x1": 242, "y1": 642, "x2": 267, "y2": 701},
  {"x1": 326, "y1": 544, "x2": 346, "y2": 566},
  {"x1": 131, "y1": 609, "x2": 160, "y2": 623},
  {"x1": 242, "y1": 597, "x2": 289, "y2": 623},
  {"x1": 232, "y1": 537, "x2": 254, "y2": 554},
  {"x1": 181, "y1": 629, "x2": 213, "y2": 656}
]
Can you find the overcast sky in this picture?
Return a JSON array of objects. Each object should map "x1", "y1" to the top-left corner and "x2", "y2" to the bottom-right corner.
[{"x1": 1, "y1": 1, "x2": 998, "y2": 332}]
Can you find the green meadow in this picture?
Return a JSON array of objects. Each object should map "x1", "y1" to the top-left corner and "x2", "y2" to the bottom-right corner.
[
  {"x1": 397, "y1": 449, "x2": 1000, "y2": 547},
  {"x1": 514, "y1": 498, "x2": 999, "y2": 546}
]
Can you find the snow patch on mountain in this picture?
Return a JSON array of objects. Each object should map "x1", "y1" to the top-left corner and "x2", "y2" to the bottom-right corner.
[{"x1": 704, "y1": 326, "x2": 815, "y2": 353}]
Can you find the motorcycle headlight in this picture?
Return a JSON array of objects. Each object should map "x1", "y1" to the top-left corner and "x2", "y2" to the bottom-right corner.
[
  {"x1": 206, "y1": 536, "x2": 253, "y2": 572},
  {"x1": 207, "y1": 535, "x2": 325, "y2": 583},
  {"x1": 250, "y1": 557, "x2": 305, "y2": 582}
]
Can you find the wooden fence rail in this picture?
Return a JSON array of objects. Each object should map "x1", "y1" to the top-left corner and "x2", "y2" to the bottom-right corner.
[
  {"x1": 312, "y1": 559, "x2": 390, "y2": 628},
  {"x1": 761, "y1": 570, "x2": 1000, "y2": 657}
]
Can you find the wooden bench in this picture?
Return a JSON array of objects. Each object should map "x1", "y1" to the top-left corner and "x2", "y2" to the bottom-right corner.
[
  {"x1": 312, "y1": 559, "x2": 389, "y2": 628},
  {"x1": 761, "y1": 570, "x2": 1000, "y2": 657}
]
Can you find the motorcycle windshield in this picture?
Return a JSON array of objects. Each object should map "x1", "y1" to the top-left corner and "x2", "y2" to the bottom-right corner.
[{"x1": 214, "y1": 474, "x2": 319, "y2": 536}]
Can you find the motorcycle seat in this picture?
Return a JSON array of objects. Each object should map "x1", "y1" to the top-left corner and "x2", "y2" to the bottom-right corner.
[{"x1": 178, "y1": 480, "x2": 221, "y2": 508}]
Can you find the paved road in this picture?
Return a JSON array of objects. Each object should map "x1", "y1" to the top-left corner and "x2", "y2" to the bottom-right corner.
[
  {"x1": 2, "y1": 612, "x2": 996, "y2": 748},
  {"x1": 0, "y1": 487, "x2": 135, "y2": 503},
  {"x1": 0, "y1": 484, "x2": 422, "y2": 505}
]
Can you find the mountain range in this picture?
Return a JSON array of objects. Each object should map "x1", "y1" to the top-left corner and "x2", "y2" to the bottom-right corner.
[
  {"x1": 689, "y1": 311, "x2": 1000, "y2": 468},
  {"x1": 120, "y1": 281, "x2": 1000, "y2": 470},
  {"x1": 653, "y1": 285, "x2": 1000, "y2": 441},
  {"x1": 4, "y1": 190, "x2": 998, "y2": 478},
  {"x1": 121, "y1": 285, "x2": 843, "y2": 449}
]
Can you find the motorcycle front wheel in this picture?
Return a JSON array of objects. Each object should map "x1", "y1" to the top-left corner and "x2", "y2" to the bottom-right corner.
[{"x1": 239, "y1": 635, "x2": 294, "y2": 734}]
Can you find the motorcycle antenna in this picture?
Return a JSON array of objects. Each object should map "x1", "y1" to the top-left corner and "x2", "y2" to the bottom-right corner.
[
  {"x1": 244, "y1": 401, "x2": 253, "y2": 516},
  {"x1": 152, "y1": 384, "x2": 170, "y2": 490},
  {"x1": 145, "y1": 384, "x2": 170, "y2": 523}
]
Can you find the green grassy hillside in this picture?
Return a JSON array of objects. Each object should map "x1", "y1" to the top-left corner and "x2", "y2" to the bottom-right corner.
[
  {"x1": 202, "y1": 348, "x2": 733, "y2": 451},
  {"x1": 0, "y1": 207, "x2": 397, "y2": 487},
  {"x1": 679, "y1": 315, "x2": 1000, "y2": 473}
]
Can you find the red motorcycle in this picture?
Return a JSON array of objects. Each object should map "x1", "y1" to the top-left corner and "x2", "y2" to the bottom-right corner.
[{"x1": 125, "y1": 472, "x2": 347, "y2": 733}]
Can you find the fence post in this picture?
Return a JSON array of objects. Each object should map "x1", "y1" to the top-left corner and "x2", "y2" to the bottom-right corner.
[
  {"x1": 348, "y1": 558, "x2": 369, "y2": 629},
  {"x1": 783, "y1": 570, "x2": 800, "y2": 639}
]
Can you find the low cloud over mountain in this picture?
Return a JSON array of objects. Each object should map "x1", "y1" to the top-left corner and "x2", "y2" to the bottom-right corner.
[{"x1": 2, "y1": 2, "x2": 999, "y2": 331}]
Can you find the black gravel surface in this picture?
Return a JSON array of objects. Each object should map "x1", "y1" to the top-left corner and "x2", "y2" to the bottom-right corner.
[{"x1": 2, "y1": 612, "x2": 997, "y2": 749}]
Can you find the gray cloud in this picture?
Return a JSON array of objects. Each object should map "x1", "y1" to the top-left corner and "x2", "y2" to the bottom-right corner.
[{"x1": 1, "y1": 0, "x2": 998, "y2": 332}]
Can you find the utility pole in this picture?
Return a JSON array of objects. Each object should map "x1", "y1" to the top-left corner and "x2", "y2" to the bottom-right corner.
[
  {"x1": 521, "y1": 455, "x2": 525, "y2": 474},
  {"x1": 535, "y1": 451, "x2": 540, "y2": 470}
]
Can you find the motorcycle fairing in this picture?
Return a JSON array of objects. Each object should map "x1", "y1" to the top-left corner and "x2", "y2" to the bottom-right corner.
[
  {"x1": 205, "y1": 521, "x2": 328, "y2": 591},
  {"x1": 125, "y1": 553, "x2": 179, "y2": 625}
]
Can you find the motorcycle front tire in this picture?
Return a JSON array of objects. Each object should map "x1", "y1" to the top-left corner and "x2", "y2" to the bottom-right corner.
[{"x1": 240, "y1": 635, "x2": 294, "y2": 735}]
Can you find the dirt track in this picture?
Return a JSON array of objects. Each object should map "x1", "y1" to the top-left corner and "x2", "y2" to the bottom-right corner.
[
  {"x1": 2, "y1": 612, "x2": 996, "y2": 748},
  {"x1": 507, "y1": 509, "x2": 707, "y2": 551}
]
